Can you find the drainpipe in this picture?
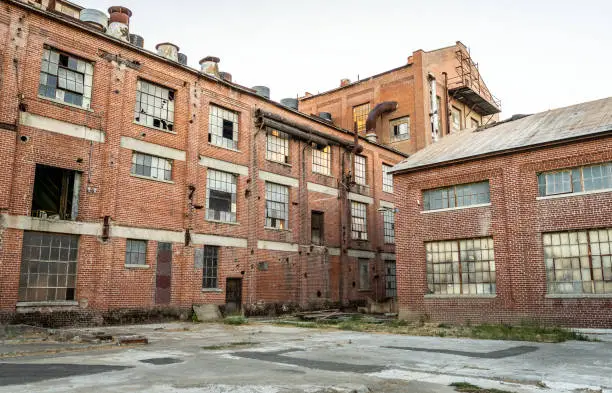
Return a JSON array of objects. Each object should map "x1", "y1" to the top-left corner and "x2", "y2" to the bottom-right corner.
[{"x1": 442, "y1": 72, "x2": 450, "y2": 135}]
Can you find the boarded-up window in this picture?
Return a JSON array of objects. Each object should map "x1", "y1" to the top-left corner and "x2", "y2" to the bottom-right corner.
[{"x1": 426, "y1": 237, "x2": 496, "y2": 295}]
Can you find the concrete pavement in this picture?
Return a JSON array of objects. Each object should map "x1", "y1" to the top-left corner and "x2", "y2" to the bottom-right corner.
[{"x1": 0, "y1": 322, "x2": 610, "y2": 393}]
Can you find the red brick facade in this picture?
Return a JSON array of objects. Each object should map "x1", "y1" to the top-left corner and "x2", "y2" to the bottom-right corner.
[
  {"x1": 0, "y1": 0, "x2": 404, "y2": 325},
  {"x1": 394, "y1": 136, "x2": 612, "y2": 328}
]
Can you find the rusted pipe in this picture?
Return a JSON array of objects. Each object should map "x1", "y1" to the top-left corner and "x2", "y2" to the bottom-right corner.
[
  {"x1": 365, "y1": 101, "x2": 398, "y2": 132},
  {"x1": 257, "y1": 118, "x2": 332, "y2": 148}
]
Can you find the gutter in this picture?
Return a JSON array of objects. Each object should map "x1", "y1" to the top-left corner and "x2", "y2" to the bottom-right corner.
[
  {"x1": 390, "y1": 128, "x2": 612, "y2": 175},
  {"x1": 4, "y1": 0, "x2": 407, "y2": 159}
]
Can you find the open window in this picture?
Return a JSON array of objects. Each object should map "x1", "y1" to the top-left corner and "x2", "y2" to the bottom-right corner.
[
  {"x1": 311, "y1": 211, "x2": 324, "y2": 245},
  {"x1": 31, "y1": 164, "x2": 80, "y2": 220}
]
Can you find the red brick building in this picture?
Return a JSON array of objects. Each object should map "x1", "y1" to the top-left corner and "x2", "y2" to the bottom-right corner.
[
  {"x1": 0, "y1": 0, "x2": 405, "y2": 325},
  {"x1": 391, "y1": 98, "x2": 612, "y2": 328},
  {"x1": 298, "y1": 41, "x2": 500, "y2": 155}
]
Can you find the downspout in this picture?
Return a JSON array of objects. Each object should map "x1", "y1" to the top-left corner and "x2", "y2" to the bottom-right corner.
[{"x1": 442, "y1": 72, "x2": 449, "y2": 136}]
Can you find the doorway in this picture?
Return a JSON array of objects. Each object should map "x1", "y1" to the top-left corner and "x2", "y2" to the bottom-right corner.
[
  {"x1": 225, "y1": 278, "x2": 242, "y2": 314},
  {"x1": 155, "y1": 242, "x2": 172, "y2": 304}
]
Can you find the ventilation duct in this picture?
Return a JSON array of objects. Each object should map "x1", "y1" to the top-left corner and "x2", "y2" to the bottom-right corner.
[
  {"x1": 79, "y1": 9, "x2": 108, "y2": 31},
  {"x1": 199, "y1": 56, "x2": 220, "y2": 77},
  {"x1": 252, "y1": 86, "x2": 270, "y2": 99},
  {"x1": 106, "y1": 6, "x2": 131, "y2": 42},
  {"x1": 178, "y1": 53, "x2": 188, "y2": 65},
  {"x1": 219, "y1": 72, "x2": 232, "y2": 82},
  {"x1": 280, "y1": 98, "x2": 298, "y2": 110},
  {"x1": 156, "y1": 43, "x2": 179, "y2": 62},
  {"x1": 365, "y1": 101, "x2": 398, "y2": 132},
  {"x1": 129, "y1": 34, "x2": 144, "y2": 48}
]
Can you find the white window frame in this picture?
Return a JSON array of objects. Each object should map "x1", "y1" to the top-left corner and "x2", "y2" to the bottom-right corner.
[
  {"x1": 382, "y1": 164, "x2": 394, "y2": 193},
  {"x1": 312, "y1": 145, "x2": 331, "y2": 176},
  {"x1": 354, "y1": 155, "x2": 366, "y2": 186}
]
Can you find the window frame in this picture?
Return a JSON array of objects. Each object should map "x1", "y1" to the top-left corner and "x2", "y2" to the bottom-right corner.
[
  {"x1": 353, "y1": 155, "x2": 367, "y2": 186},
  {"x1": 382, "y1": 164, "x2": 394, "y2": 193},
  {"x1": 352, "y1": 103, "x2": 370, "y2": 133},
  {"x1": 130, "y1": 152, "x2": 173, "y2": 182},
  {"x1": 134, "y1": 79, "x2": 176, "y2": 132},
  {"x1": 125, "y1": 239, "x2": 147, "y2": 266},
  {"x1": 208, "y1": 104, "x2": 239, "y2": 151},
  {"x1": 206, "y1": 169, "x2": 237, "y2": 223},
  {"x1": 390, "y1": 116, "x2": 410, "y2": 142},
  {"x1": 385, "y1": 260, "x2": 397, "y2": 299},
  {"x1": 312, "y1": 144, "x2": 331, "y2": 176},
  {"x1": 265, "y1": 127, "x2": 290, "y2": 164},
  {"x1": 202, "y1": 245, "x2": 219, "y2": 289},
  {"x1": 537, "y1": 162, "x2": 612, "y2": 197},
  {"x1": 351, "y1": 201, "x2": 368, "y2": 240},
  {"x1": 451, "y1": 106, "x2": 462, "y2": 132},
  {"x1": 383, "y1": 210, "x2": 395, "y2": 244},
  {"x1": 423, "y1": 181, "x2": 490, "y2": 211},
  {"x1": 265, "y1": 182, "x2": 289, "y2": 230},
  {"x1": 311, "y1": 211, "x2": 324, "y2": 245}
]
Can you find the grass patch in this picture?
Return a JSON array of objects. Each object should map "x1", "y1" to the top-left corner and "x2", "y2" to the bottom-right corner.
[
  {"x1": 201, "y1": 341, "x2": 258, "y2": 350},
  {"x1": 223, "y1": 316, "x2": 248, "y2": 325},
  {"x1": 450, "y1": 382, "x2": 514, "y2": 393},
  {"x1": 469, "y1": 324, "x2": 590, "y2": 343}
]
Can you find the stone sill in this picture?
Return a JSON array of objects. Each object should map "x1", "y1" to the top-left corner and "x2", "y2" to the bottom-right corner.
[
  {"x1": 536, "y1": 188, "x2": 612, "y2": 201},
  {"x1": 38, "y1": 95, "x2": 94, "y2": 112},
  {"x1": 207, "y1": 142, "x2": 241, "y2": 153},
  {"x1": 266, "y1": 159, "x2": 292, "y2": 167},
  {"x1": 201, "y1": 288, "x2": 222, "y2": 293},
  {"x1": 421, "y1": 203, "x2": 491, "y2": 214},
  {"x1": 205, "y1": 219, "x2": 240, "y2": 226},
  {"x1": 424, "y1": 294, "x2": 497, "y2": 299},
  {"x1": 264, "y1": 226, "x2": 292, "y2": 233},
  {"x1": 133, "y1": 120, "x2": 178, "y2": 135},
  {"x1": 130, "y1": 174, "x2": 175, "y2": 184},
  {"x1": 545, "y1": 293, "x2": 612, "y2": 299},
  {"x1": 125, "y1": 264, "x2": 150, "y2": 269},
  {"x1": 16, "y1": 301, "x2": 79, "y2": 307}
]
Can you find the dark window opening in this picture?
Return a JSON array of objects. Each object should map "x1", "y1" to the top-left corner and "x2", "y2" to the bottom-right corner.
[
  {"x1": 311, "y1": 211, "x2": 324, "y2": 245},
  {"x1": 222, "y1": 119, "x2": 234, "y2": 140},
  {"x1": 202, "y1": 245, "x2": 219, "y2": 289},
  {"x1": 209, "y1": 190, "x2": 232, "y2": 217},
  {"x1": 32, "y1": 164, "x2": 80, "y2": 220}
]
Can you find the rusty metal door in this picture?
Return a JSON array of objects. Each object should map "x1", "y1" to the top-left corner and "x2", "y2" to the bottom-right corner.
[
  {"x1": 225, "y1": 278, "x2": 242, "y2": 314},
  {"x1": 155, "y1": 242, "x2": 172, "y2": 304}
]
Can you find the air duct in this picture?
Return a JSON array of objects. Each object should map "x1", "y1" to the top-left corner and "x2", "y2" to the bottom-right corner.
[
  {"x1": 178, "y1": 53, "x2": 188, "y2": 65},
  {"x1": 219, "y1": 72, "x2": 232, "y2": 82},
  {"x1": 280, "y1": 98, "x2": 298, "y2": 110},
  {"x1": 129, "y1": 34, "x2": 144, "y2": 48},
  {"x1": 106, "y1": 6, "x2": 131, "y2": 42},
  {"x1": 252, "y1": 86, "x2": 270, "y2": 99},
  {"x1": 79, "y1": 9, "x2": 108, "y2": 31},
  {"x1": 199, "y1": 56, "x2": 220, "y2": 77},
  {"x1": 156, "y1": 43, "x2": 179, "y2": 62}
]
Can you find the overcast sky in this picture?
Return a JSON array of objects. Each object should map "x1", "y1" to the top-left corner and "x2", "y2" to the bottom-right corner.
[{"x1": 80, "y1": 0, "x2": 611, "y2": 118}]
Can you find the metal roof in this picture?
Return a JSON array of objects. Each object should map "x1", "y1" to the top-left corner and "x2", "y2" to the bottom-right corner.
[{"x1": 391, "y1": 97, "x2": 612, "y2": 173}]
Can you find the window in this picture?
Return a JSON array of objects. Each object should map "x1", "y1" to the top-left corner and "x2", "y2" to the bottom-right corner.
[
  {"x1": 390, "y1": 116, "x2": 410, "y2": 142},
  {"x1": 543, "y1": 229, "x2": 612, "y2": 295},
  {"x1": 382, "y1": 164, "x2": 394, "y2": 193},
  {"x1": 265, "y1": 182, "x2": 289, "y2": 229},
  {"x1": 131, "y1": 152, "x2": 172, "y2": 181},
  {"x1": 202, "y1": 245, "x2": 219, "y2": 289},
  {"x1": 266, "y1": 128, "x2": 290, "y2": 164},
  {"x1": 125, "y1": 239, "x2": 147, "y2": 265},
  {"x1": 471, "y1": 117, "x2": 479, "y2": 129},
  {"x1": 19, "y1": 232, "x2": 78, "y2": 302},
  {"x1": 538, "y1": 162, "x2": 612, "y2": 197},
  {"x1": 451, "y1": 106, "x2": 462, "y2": 132},
  {"x1": 423, "y1": 181, "x2": 490, "y2": 211},
  {"x1": 31, "y1": 164, "x2": 80, "y2": 221},
  {"x1": 385, "y1": 261, "x2": 397, "y2": 299},
  {"x1": 311, "y1": 211, "x2": 324, "y2": 245},
  {"x1": 312, "y1": 144, "x2": 331, "y2": 175},
  {"x1": 206, "y1": 170, "x2": 237, "y2": 222},
  {"x1": 383, "y1": 210, "x2": 395, "y2": 244},
  {"x1": 426, "y1": 237, "x2": 496, "y2": 295},
  {"x1": 353, "y1": 103, "x2": 370, "y2": 133},
  {"x1": 351, "y1": 201, "x2": 368, "y2": 240},
  {"x1": 209, "y1": 105, "x2": 239, "y2": 150},
  {"x1": 39, "y1": 47, "x2": 93, "y2": 108},
  {"x1": 354, "y1": 155, "x2": 366, "y2": 185},
  {"x1": 358, "y1": 259, "x2": 370, "y2": 290},
  {"x1": 134, "y1": 80, "x2": 175, "y2": 132}
]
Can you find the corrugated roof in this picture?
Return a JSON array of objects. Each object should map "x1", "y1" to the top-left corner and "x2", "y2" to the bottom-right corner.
[{"x1": 391, "y1": 97, "x2": 612, "y2": 173}]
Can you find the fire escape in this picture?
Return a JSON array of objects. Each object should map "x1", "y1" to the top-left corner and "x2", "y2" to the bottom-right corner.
[{"x1": 447, "y1": 49, "x2": 501, "y2": 118}]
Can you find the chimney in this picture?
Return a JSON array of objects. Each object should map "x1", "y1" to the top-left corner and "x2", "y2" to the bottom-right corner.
[
  {"x1": 156, "y1": 43, "x2": 179, "y2": 62},
  {"x1": 219, "y1": 72, "x2": 232, "y2": 82},
  {"x1": 340, "y1": 78, "x2": 351, "y2": 87},
  {"x1": 252, "y1": 86, "x2": 270, "y2": 99},
  {"x1": 199, "y1": 56, "x2": 220, "y2": 77},
  {"x1": 106, "y1": 6, "x2": 131, "y2": 42}
]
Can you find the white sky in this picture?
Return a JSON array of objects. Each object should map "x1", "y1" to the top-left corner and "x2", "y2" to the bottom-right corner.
[{"x1": 79, "y1": 0, "x2": 611, "y2": 118}]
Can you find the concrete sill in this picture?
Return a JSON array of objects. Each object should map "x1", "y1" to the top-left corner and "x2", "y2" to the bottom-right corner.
[
  {"x1": 132, "y1": 120, "x2": 178, "y2": 135},
  {"x1": 266, "y1": 159, "x2": 292, "y2": 167},
  {"x1": 130, "y1": 174, "x2": 175, "y2": 184},
  {"x1": 16, "y1": 301, "x2": 79, "y2": 307},
  {"x1": 383, "y1": 190, "x2": 394, "y2": 195},
  {"x1": 536, "y1": 188, "x2": 612, "y2": 201},
  {"x1": 38, "y1": 95, "x2": 94, "y2": 112},
  {"x1": 201, "y1": 288, "x2": 222, "y2": 293},
  {"x1": 207, "y1": 142, "x2": 241, "y2": 153},
  {"x1": 125, "y1": 264, "x2": 150, "y2": 269},
  {"x1": 205, "y1": 219, "x2": 240, "y2": 226},
  {"x1": 545, "y1": 293, "x2": 612, "y2": 299},
  {"x1": 421, "y1": 203, "x2": 491, "y2": 214},
  {"x1": 264, "y1": 226, "x2": 292, "y2": 233},
  {"x1": 424, "y1": 294, "x2": 497, "y2": 299},
  {"x1": 312, "y1": 171, "x2": 335, "y2": 179}
]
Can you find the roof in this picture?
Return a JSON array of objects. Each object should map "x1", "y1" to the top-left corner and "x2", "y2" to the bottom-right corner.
[{"x1": 391, "y1": 97, "x2": 612, "y2": 174}]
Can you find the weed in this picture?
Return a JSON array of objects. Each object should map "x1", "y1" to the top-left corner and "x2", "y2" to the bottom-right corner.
[{"x1": 223, "y1": 316, "x2": 248, "y2": 325}]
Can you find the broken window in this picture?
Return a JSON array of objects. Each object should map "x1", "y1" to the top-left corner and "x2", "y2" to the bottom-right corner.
[
  {"x1": 311, "y1": 211, "x2": 324, "y2": 245},
  {"x1": 537, "y1": 162, "x2": 612, "y2": 197},
  {"x1": 358, "y1": 259, "x2": 370, "y2": 290},
  {"x1": 426, "y1": 237, "x2": 496, "y2": 295},
  {"x1": 383, "y1": 210, "x2": 395, "y2": 244},
  {"x1": 206, "y1": 169, "x2": 237, "y2": 223},
  {"x1": 31, "y1": 164, "x2": 80, "y2": 220},
  {"x1": 543, "y1": 229, "x2": 612, "y2": 295},
  {"x1": 266, "y1": 128, "x2": 290, "y2": 164},
  {"x1": 353, "y1": 103, "x2": 370, "y2": 133},
  {"x1": 39, "y1": 46, "x2": 93, "y2": 109},
  {"x1": 125, "y1": 239, "x2": 147, "y2": 265},
  {"x1": 265, "y1": 182, "x2": 289, "y2": 229},
  {"x1": 312, "y1": 144, "x2": 331, "y2": 175},
  {"x1": 131, "y1": 152, "x2": 172, "y2": 181},
  {"x1": 202, "y1": 245, "x2": 219, "y2": 289},
  {"x1": 423, "y1": 181, "x2": 490, "y2": 211},
  {"x1": 354, "y1": 155, "x2": 366, "y2": 186},
  {"x1": 351, "y1": 201, "x2": 368, "y2": 240},
  {"x1": 382, "y1": 164, "x2": 394, "y2": 193},
  {"x1": 451, "y1": 106, "x2": 462, "y2": 132},
  {"x1": 385, "y1": 260, "x2": 397, "y2": 298},
  {"x1": 390, "y1": 116, "x2": 410, "y2": 142},
  {"x1": 208, "y1": 105, "x2": 239, "y2": 150},
  {"x1": 134, "y1": 79, "x2": 175, "y2": 132},
  {"x1": 19, "y1": 231, "x2": 78, "y2": 302}
]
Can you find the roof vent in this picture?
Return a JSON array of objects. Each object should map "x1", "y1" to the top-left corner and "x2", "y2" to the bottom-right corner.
[
  {"x1": 199, "y1": 56, "x2": 220, "y2": 77},
  {"x1": 219, "y1": 72, "x2": 232, "y2": 82},
  {"x1": 340, "y1": 78, "x2": 351, "y2": 87},
  {"x1": 79, "y1": 9, "x2": 108, "y2": 31},
  {"x1": 178, "y1": 53, "x2": 188, "y2": 65},
  {"x1": 106, "y1": 6, "x2": 131, "y2": 42},
  {"x1": 319, "y1": 112, "x2": 332, "y2": 121},
  {"x1": 252, "y1": 86, "x2": 270, "y2": 99},
  {"x1": 129, "y1": 34, "x2": 144, "y2": 48},
  {"x1": 280, "y1": 98, "x2": 298, "y2": 110},
  {"x1": 156, "y1": 43, "x2": 179, "y2": 62},
  {"x1": 365, "y1": 133, "x2": 378, "y2": 143}
]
